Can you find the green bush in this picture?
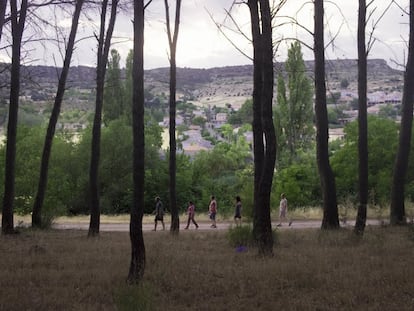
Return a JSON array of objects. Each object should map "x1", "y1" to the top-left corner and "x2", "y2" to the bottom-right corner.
[{"x1": 273, "y1": 162, "x2": 321, "y2": 208}]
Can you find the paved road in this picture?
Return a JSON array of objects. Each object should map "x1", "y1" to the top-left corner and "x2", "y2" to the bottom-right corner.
[{"x1": 52, "y1": 219, "x2": 385, "y2": 232}]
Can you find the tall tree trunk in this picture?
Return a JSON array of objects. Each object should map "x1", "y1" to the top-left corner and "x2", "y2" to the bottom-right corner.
[
  {"x1": 258, "y1": 0, "x2": 276, "y2": 255},
  {"x1": 249, "y1": 0, "x2": 264, "y2": 247},
  {"x1": 314, "y1": 0, "x2": 339, "y2": 229},
  {"x1": 88, "y1": 0, "x2": 118, "y2": 236},
  {"x1": 2, "y1": 0, "x2": 28, "y2": 235},
  {"x1": 32, "y1": 0, "x2": 84, "y2": 228},
  {"x1": 354, "y1": 0, "x2": 368, "y2": 235},
  {"x1": 249, "y1": 0, "x2": 275, "y2": 256},
  {"x1": 0, "y1": 0, "x2": 7, "y2": 44},
  {"x1": 128, "y1": 0, "x2": 146, "y2": 283},
  {"x1": 164, "y1": 0, "x2": 182, "y2": 234},
  {"x1": 390, "y1": 0, "x2": 414, "y2": 225}
]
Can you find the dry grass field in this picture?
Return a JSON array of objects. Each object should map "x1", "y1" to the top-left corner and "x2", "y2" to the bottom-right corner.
[{"x1": 1, "y1": 225, "x2": 414, "y2": 311}]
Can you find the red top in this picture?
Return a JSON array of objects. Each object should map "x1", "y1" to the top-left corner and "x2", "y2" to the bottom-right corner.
[
  {"x1": 187, "y1": 203, "x2": 195, "y2": 216},
  {"x1": 209, "y1": 200, "x2": 217, "y2": 213}
]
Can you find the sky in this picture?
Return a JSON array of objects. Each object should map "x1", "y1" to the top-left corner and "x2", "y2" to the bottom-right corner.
[{"x1": 1, "y1": 0, "x2": 410, "y2": 70}]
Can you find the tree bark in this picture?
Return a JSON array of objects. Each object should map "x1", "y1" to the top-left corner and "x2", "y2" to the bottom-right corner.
[
  {"x1": 248, "y1": 0, "x2": 275, "y2": 256},
  {"x1": 88, "y1": 0, "x2": 118, "y2": 236},
  {"x1": 2, "y1": 0, "x2": 28, "y2": 235},
  {"x1": 390, "y1": 0, "x2": 414, "y2": 225},
  {"x1": 0, "y1": 0, "x2": 6, "y2": 44},
  {"x1": 128, "y1": 0, "x2": 146, "y2": 283},
  {"x1": 164, "y1": 0, "x2": 182, "y2": 234},
  {"x1": 355, "y1": 0, "x2": 368, "y2": 235},
  {"x1": 314, "y1": 0, "x2": 339, "y2": 229},
  {"x1": 32, "y1": 0, "x2": 84, "y2": 228},
  {"x1": 258, "y1": 0, "x2": 276, "y2": 255}
]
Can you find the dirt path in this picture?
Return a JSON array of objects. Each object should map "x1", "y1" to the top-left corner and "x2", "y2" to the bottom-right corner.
[{"x1": 52, "y1": 219, "x2": 385, "y2": 232}]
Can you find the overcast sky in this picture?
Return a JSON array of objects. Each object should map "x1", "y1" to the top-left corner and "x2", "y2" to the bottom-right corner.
[{"x1": 1, "y1": 0, "x2": 410, "y2": 70}]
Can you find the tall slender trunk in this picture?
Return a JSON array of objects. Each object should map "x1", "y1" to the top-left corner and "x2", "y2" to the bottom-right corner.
[
  {"x1": 32, "y1": 0, "x2": 84, "y2": 228},
  {"x1": 258, "y1": 0, "x2": 276, "y2": 255},
  {"x1": 249, "y1": 0, "x2": 275, "y2": 256},
  {"x1": 0, "y1": 0, "x2": 7, "y2": 44},
  {"x1": 355, "y1": 0, "x2": 368, "y2": 234},
  {"x1": 164, "y1": 0, "x2": 182, "y2": 233},
  {"x1": 314, "y1": 0, "x2": 339, "y2": 229},
  {"x1": 390, "y1": 0, "x2": 414, "y2": 225},
  {"x1": 169, "y1": 57, "x2": 178, "y2": 232},
  {"x1": 89, "y1": 0, "x2": 118, "y2": 236},
  {"x1": 128, "y1": 0, "x2": 146, "y2": 283},
  {"x1": 2, "y1": 0, "x2": 28, "y2": 235},
  {"x1": 249, "y1": 0, "x2": 265, "y2": 251}
]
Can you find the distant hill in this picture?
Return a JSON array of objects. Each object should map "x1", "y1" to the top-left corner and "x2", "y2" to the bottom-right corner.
[{"x1": 0, "y1": 58, "x2": 404, "y2": 109}]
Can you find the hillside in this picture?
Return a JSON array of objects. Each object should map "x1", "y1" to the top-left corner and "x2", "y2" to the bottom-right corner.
[{"x1": 0, "y1": 58, "x2": 404, "y2": 111}]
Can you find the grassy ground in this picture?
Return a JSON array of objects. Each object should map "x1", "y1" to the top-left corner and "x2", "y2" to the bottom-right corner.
[{"x1": 1, "y1": 225, "x2": 414, "y2": 310}]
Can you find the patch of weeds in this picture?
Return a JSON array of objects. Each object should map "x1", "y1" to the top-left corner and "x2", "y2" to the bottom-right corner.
[
  {"x1": 39, "y1": 212, "x2": 55, "y2": 230},
  {"x1": 114, "y1": 283, "x2": 154, "y2": 311},
  {"x1": 227, "y1": 224, "x2": 254, "y2": 247},
  {"x1": 227, "y1": 224, "x2": 278, "y2": 248}
]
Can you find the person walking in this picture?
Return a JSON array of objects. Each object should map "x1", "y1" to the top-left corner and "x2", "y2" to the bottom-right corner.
[
  {"x1": 184, "y1": 201, "x2": 199, "y2": 229},
  {"x1": 153, "y1": 196, "x2": 165, "y2": 231},
  {"x1": 234, "y1": 196, "x2": 242, "y2": 226},
  {"x1": 208, "y1": 195, "x2": 217, "y2": 228},
  {"x1": 277, "y1": 193, "x2": 292, "y2": 227}
]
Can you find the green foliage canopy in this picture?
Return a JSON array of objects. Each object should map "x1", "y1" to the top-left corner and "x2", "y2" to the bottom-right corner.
[
  {"x1": 331, "y1": 116, "x2": 399, "y2": 203},
  {"x1": 275, "y1": 41, "x2": 314, "y2": 167}
]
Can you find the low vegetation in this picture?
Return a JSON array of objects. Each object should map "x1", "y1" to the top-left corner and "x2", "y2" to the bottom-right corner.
[{"x1": 2, "y1": 226, "x2": 414, "y2": 310}]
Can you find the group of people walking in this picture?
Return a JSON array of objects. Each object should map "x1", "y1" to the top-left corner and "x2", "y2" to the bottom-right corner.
[
  {"x1": 152, "y1": 195, "x2": 242, "y2": 231},
  {"x1": 153, "y1": 192, "x2": 291, "y2": 231}
]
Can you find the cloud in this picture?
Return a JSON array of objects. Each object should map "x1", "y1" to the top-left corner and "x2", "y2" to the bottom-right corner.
[{"x1": 0, "y1": 0, "x2": 409, "y2": 69}]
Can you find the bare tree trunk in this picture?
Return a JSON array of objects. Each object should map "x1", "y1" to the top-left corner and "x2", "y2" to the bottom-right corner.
[
  {"x1": 314, "y1": 0, "x2": 339, "y2": 230},
  {"x1": 249, "y1": 0, "x2": 264, "y2": 247},
  {"x1": 88, "y1": 0, "x2": 118, "y2": 236},
  {"x1": 164, "y1": 0, "x2": 182, "y2": 234},
  {"x1": 355, "y1": 0, "x2": 368, "y2": 235},
  {"x1": 249, "y1": 0, "x2": 275, "y2": 256},
  {"x1": 258, "y1": 0, "x2": 276, "y2": 255},
  {"x1": 2, "y1": 0, "x2": 28, "y2": 235},
  {"x1": 128, "y1": 0, "x2": 146, "y2": 283},
  {"x1": 32, "y1": 0, "x2": 84, "y2": 228},
  {"x1": 390, "y1": 0, "x2": 414, "y2": 225},
  {"x1": 0, "y1": 0, "x2": 7, "y2": 44}
]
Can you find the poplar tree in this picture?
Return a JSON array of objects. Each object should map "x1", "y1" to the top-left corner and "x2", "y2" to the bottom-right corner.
[
  {"x1": 275, "y1": 41, "x2": 313, "y2": 166},
  {"x1": 103, "y1": 49, "x2": 125, "y2": 125}
]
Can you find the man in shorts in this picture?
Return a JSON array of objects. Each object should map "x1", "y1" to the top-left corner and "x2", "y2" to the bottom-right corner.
[{"x1": 277, "y1": 193, "x2": 292, "y2": 227}]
